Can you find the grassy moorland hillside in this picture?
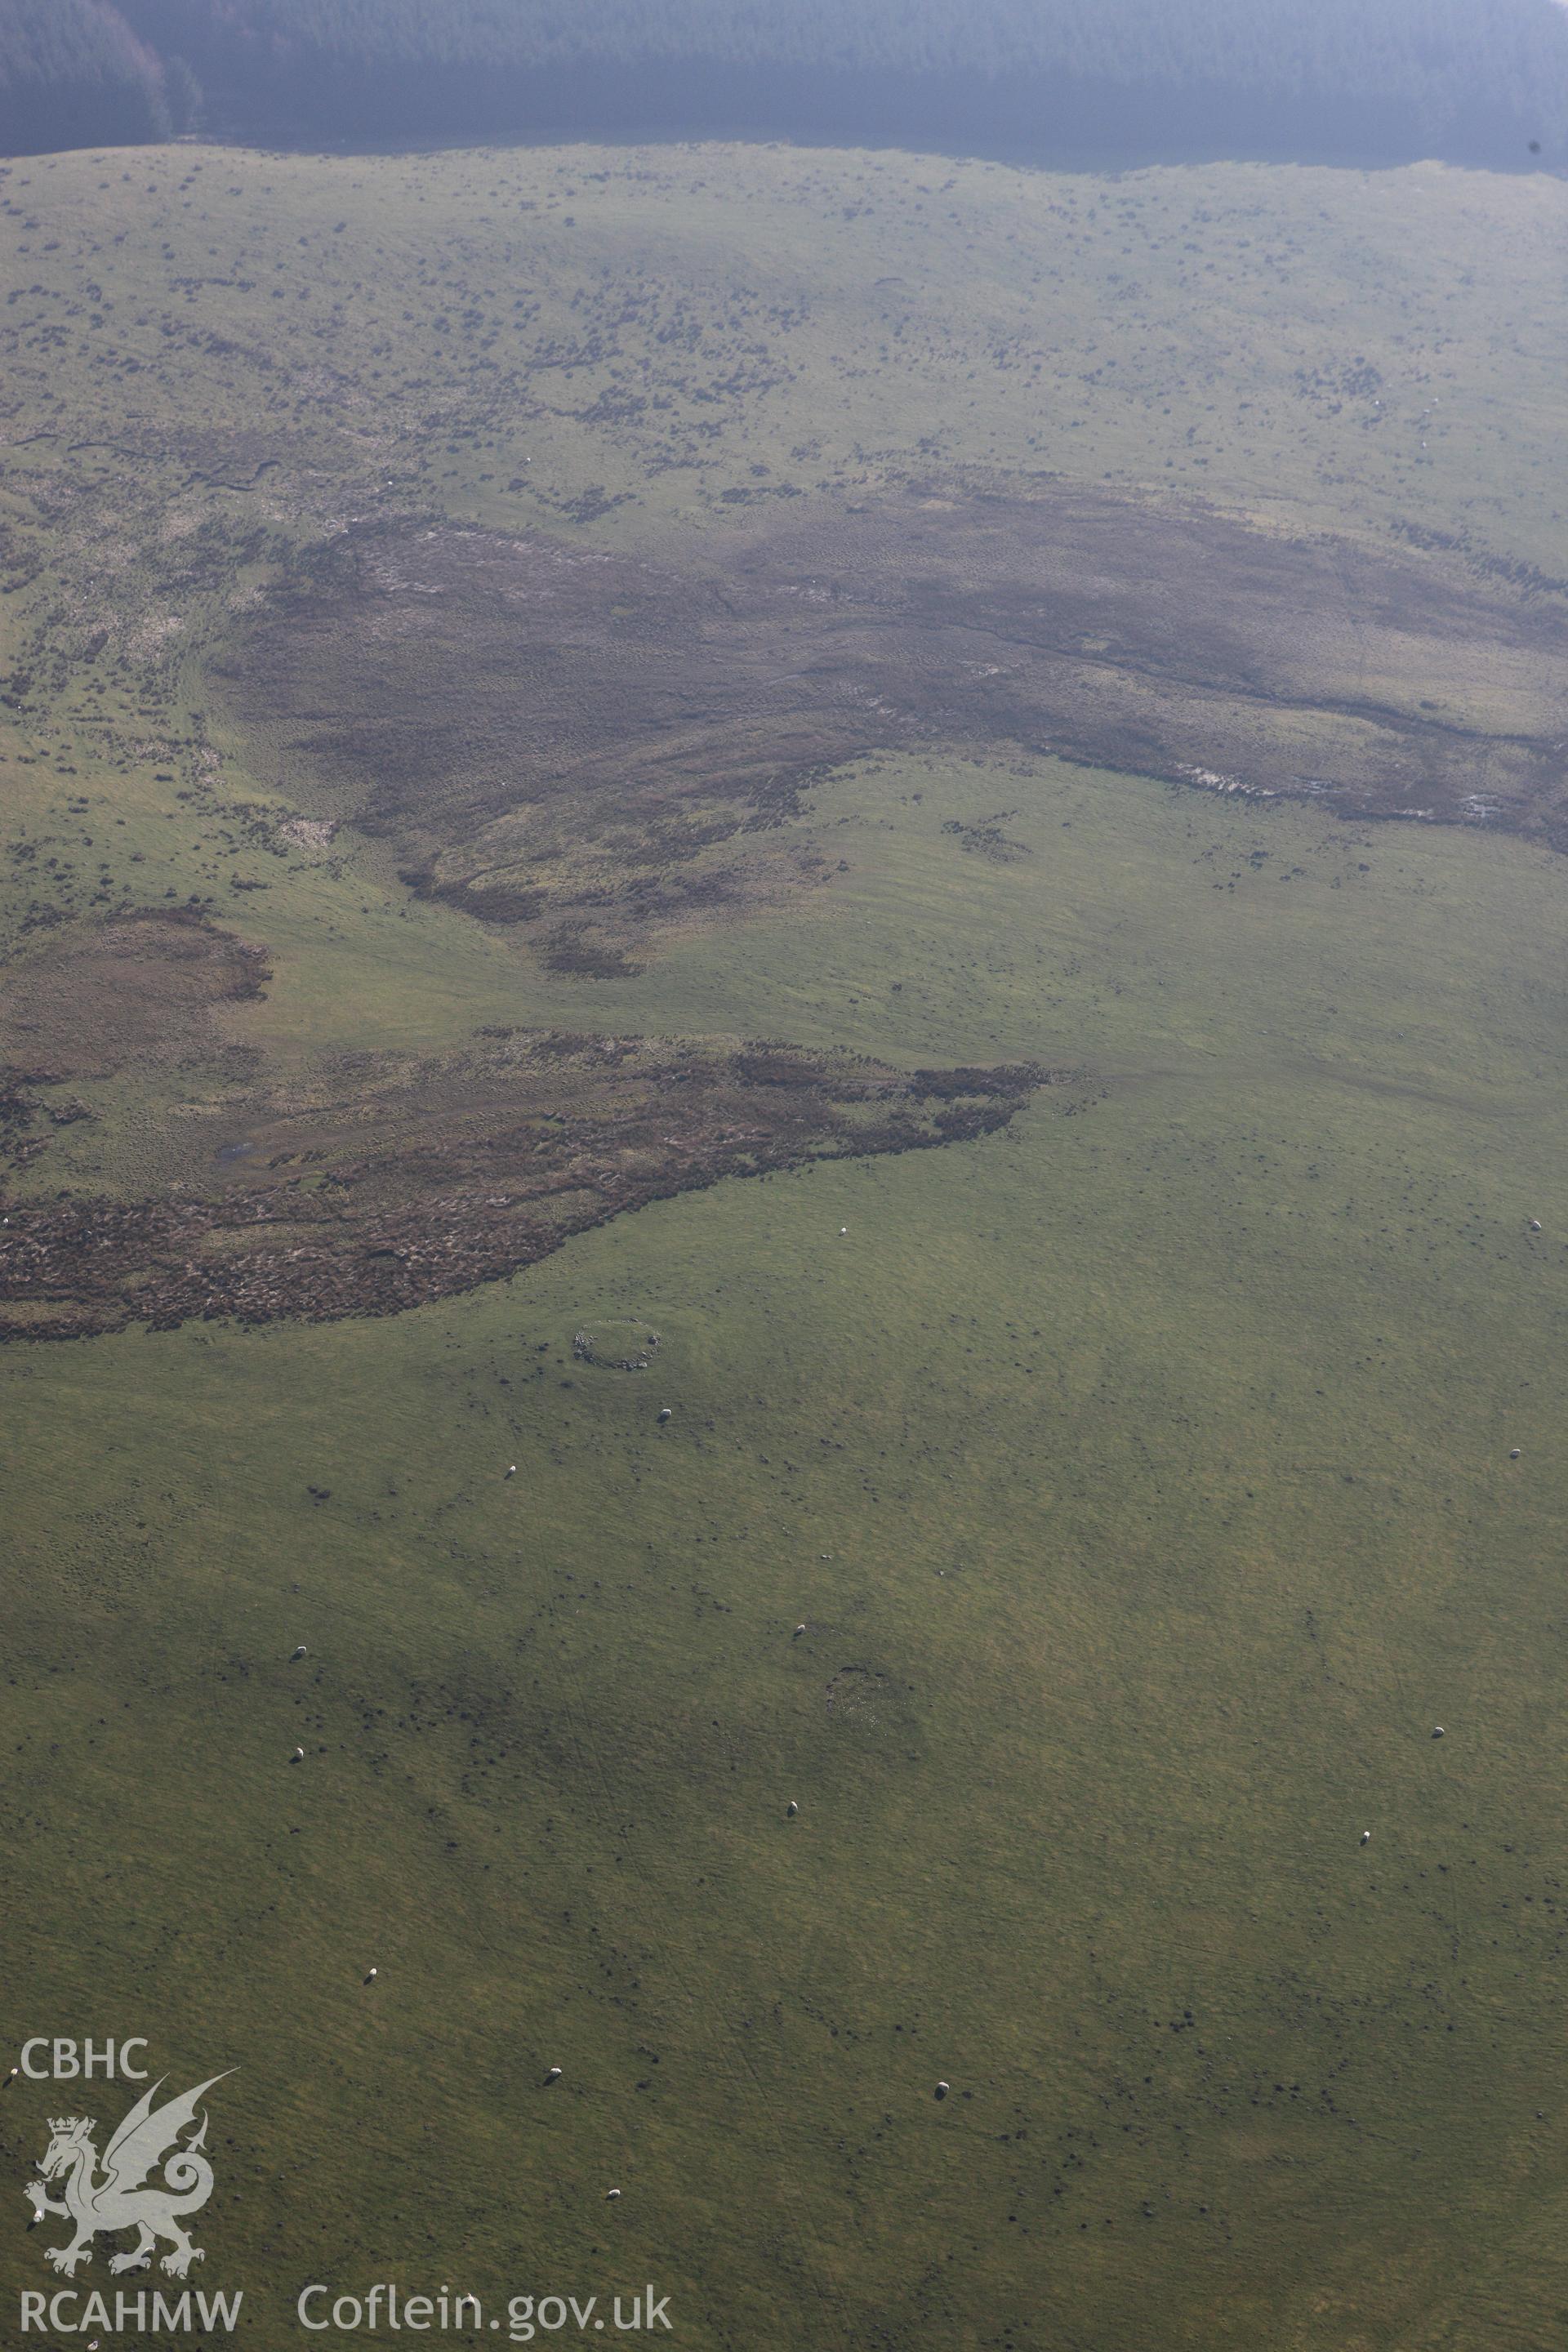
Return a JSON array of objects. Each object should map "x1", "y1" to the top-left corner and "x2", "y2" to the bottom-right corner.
[{"x1": 2, "y1": 142, "x2": 1568, "y2": 2350}]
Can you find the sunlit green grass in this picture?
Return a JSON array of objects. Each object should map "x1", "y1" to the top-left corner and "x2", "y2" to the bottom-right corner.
[
  {"x1": 7, "y1": 750, "x2": 1568, "y2": 2348},
  {"x1": 6, "y1": 132, "x2": 1568, "y2": 2350}
]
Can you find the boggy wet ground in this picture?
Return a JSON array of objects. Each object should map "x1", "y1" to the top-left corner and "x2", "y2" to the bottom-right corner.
[{"x1": 215, "y1": 487, "x2": 1568, "y2": 973}]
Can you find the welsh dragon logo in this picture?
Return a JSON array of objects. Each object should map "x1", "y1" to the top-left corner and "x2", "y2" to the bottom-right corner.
[{"x1": 24, "y1": 2074, "x2": 229, "y2": 2279}]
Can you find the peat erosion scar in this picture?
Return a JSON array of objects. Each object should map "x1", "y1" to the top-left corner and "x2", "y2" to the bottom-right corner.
[{"x1": 216, "y1": 488, "x2": 1568, "y2": 973}]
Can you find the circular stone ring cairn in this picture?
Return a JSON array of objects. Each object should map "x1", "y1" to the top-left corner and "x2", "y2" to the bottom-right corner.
[{"x1": 572, "y1": 1321, "x2": 662, "y2": 1373}]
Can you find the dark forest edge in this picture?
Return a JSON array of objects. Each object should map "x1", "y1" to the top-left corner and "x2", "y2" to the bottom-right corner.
[{"x1": 2, "y1": 0, "x2": 1566, "y2": 167}]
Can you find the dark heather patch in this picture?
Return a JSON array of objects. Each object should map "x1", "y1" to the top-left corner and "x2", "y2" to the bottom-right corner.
[
  {"x1": 212, "y1": 488, "x2": 1568, "y2": 973},
  {"x1": 0, "y1": 1027, "x2": 1062, "y2": 1340}
]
